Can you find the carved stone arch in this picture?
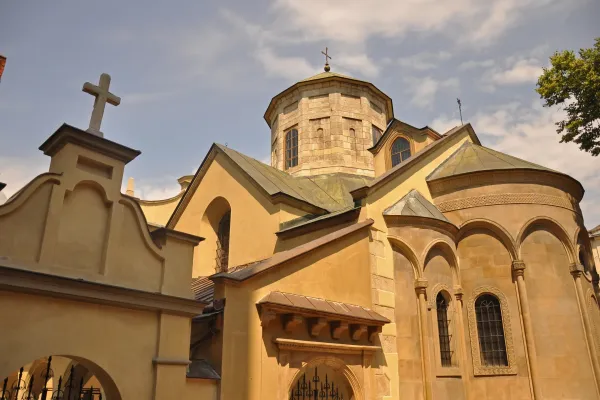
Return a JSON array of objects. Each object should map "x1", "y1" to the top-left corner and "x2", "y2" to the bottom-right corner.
[
  {"x1": 428, "y1": 283, "x2": 453, "y2": 309},
  {"x1": 388, "y1": 235, "x2": 421, "y2": 278},
  {"x1": 457, "y1": 218, "x2": 518, "y2": 261},
  {"x1": 467, "y1": 286, "x2": 518, "y2": 376},
  {"x1": 516, "y1": 216, "x2": 576, "y2": 264},
  {"x1": 288, "y1": 355, "x2": 364, "y2": 400},
  {"x1": 421, "y1": 239, "x2": 461, "y2": 286}
]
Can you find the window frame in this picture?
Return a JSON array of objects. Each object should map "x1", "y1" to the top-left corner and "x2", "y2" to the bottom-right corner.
[
  {"x1": 429, "y1": 284, "x2": 461, "y2": 377},
  {"x1": 285, "y1": 128, "x2": 299, "y2": 170},
  {"x1": 467, "y1": 286, "x2": 517, "y2": 376},
  {"x1": 371, "y1": 124, "x2": 383, "y2": 147},
  {"x1": 390, "y1": 137, "x2": 411, "y2": 167}
]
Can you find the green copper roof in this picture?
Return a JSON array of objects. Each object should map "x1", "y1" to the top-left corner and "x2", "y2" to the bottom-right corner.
[
  {"x1": 383, "y1": 190, "x2": 449, "y2": 223},
  {"x1": 426, "y1": 141, "x2": 556, "y2": 181},
  {"x1": 215, "y1": 144, "x2": 352, "y2": 213}
]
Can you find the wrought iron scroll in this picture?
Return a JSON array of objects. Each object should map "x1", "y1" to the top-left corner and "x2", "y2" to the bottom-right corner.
[{"x1": 289, "y1": 367, "x2": 344, "y2": 400}]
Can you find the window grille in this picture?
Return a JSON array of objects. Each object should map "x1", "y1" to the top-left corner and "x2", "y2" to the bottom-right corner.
[
  {"x1": 285, "y1": 129, "x2": 298, "y2": 169},
  {"x1": 215, "y1": 211, "x2": 230, "y2": 273},
  {"x1": 475, "y1": 294, "x2": 508, "y2": 367},
  {"x1": 436, "y1": 293, "x2": 453, "y2": 367},
  {"x1": 391, "y1": 138, "x2": 411, "y2": 167}
]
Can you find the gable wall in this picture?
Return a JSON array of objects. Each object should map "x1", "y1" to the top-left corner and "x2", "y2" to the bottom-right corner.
[
  {"x1": 174, "y1": 153, "x2": 287, "y2": 277},
  {"x1": 218, "y1": 228, "x2": 373, "y2": 400},
  {"x1": 373, "y1": 123, "x2": 438, "y2": 176}
]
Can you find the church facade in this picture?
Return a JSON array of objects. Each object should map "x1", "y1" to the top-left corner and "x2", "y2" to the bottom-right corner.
[{"x1": 1, "y1": 66, "x2": 600, "y2": 400}]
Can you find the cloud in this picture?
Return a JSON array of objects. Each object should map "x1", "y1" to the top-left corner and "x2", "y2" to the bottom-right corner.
[
  {"x1": 255, "y1": 47, "x2": 318, "y2": 81},
  {"x1": 458, "y1": 59, "x2": 495, "y2": 70},
  {"x1": 398, "y1": 52, "x2": 452, "y2": 71},
  {"x1": 488, "y1": 58, "x2": 543, "y2": 85},
  {"x1": 269, "y1": 0, "x2": 579, "y2": 46},
  {"x1": 469, "y1": 102, "x2": 600, "y2": 228},
  {"x1": 123, "y1": 176, "x2": 182, "y2": 200},
  {"x1": 335, "y1": 53, "x2": 380, "y2": 78},
  {"x1": 405, "y1": 77, "x2": 459, "y2": 109},
  {"x1": 0, "y1": 156, "x2": 48, "y2": 198}
]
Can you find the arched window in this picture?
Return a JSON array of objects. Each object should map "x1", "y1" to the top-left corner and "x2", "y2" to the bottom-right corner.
[
  {"x1": 216, "y1": 210, "x2": 230, "y2": 272},
  {"x1": 391, "y1": 137, "x2": 411, "y2": 167},
  {"x1": 285, "y1": 129, "x2": 299, "y2": 169},
  {"x1": 436, "y1": 292, "x2": 453, "y2": 367},
  {"x1": 475, "y1": 294, "x2": 508, "y2": 367}
]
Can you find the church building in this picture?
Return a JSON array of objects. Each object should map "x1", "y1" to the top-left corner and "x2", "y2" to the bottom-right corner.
[{"x1": 1, "y1": 59, "x2": 600, "y2": 400}]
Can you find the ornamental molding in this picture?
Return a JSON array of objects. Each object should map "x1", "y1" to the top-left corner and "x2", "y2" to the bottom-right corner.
[
  {"x1": 467, "y1": 286, "x2": 518, "y2": 376},
  {"x1": 428, "y1": 283, "x2": 453, "y2": 309},
  {"x1": 274, "y1": 338, "x2": 380, "y2": 355},
  {"x1": 436, "y1": 193, "x2": 579, "y2": 214}
]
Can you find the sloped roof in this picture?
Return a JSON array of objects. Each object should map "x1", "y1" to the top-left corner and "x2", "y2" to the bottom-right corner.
[
  {"x1": 168, "y1": 144, "x2": 359, "y2": 228},
  {"x1": 350, "y1": 124, "x2": 480, "y2": 199},
  {"x1": 258, "y1": 291, "x2": 389, "y2": 324},
  {"x1": 191, "y1": 276, "x2": 214, "y2": 303},
  {"x1": 211, "y1": 219, "x2": 373, "y2": 282},
  {"x1": 300, "y1": 71, "x2": 352, "y2": 82},
  {"x1": 590, "y1": 225, "x2": 600, "y2": 237},
  {"x1": 369, "y1": 118, "x2": 442, "y2": 153},
  {"x1": 427, "y1": 141, "x2": 557, "y2": 181},
  {"x1": 187, "y1": 359, "x2": 220, "y2": 380},
  {"x1": 215, "y1": 144, "x2": 347, "y2": 212},
  {"x1": 264, "y1": 70, "x2": 394, "y2": 127},
  {"x1": 383, "y1": 189, "x2": 449, "y2": 223}
]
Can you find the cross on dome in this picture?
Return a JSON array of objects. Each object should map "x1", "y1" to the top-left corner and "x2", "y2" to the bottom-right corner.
[{"x1": 82, "y1": 73, "x2": 121, "y2": 137}]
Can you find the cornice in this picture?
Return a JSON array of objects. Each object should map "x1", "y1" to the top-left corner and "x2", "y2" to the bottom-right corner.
[
  {"x1": 0, "y1": 264, "x2": 205, "y2": 317},
  {"x1": 274, "y1": 338, "x2": 380, "y2": 355}
]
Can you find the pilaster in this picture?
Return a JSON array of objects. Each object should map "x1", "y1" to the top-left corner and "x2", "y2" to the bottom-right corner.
[
  {"x1": 570, "y1": 262, "x2": 600, "y2": 395},
  {"x1": 369, "y1": 228, "x2": 396, "y2": 400},
  {"x1": 414, "y1": 278, "x2": 432, "y2": 400},
  {"x1": 511, "y1": 260, "x2": 542, "y2": 399}
]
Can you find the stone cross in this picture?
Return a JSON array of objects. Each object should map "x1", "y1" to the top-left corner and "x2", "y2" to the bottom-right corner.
[
  {"x1": 321, "y1": 47, "x2": 332, "y2": 72},
  {"x1": 82, "y1": 73, "x2": 121, "y2": 137}
]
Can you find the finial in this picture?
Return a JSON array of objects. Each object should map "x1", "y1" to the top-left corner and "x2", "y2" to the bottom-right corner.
[
  {"x1": 82, "y1": 73, "x2": 121, "y2": 137},
  {"x1": 126, "y1": 177, "x2": 135, "y2": 196},
  {"x1": 321, "y1": 47, "x2": 332, "y2": 72},
  {"x1": 457, "y1": 98, "x2": 463, "y2": 125}
]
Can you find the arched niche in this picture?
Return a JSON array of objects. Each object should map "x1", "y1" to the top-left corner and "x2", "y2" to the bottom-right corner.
[
  {"x1": 422, "y1": 239, "x2": 460, "y2": 287},
  {"x1": 196, "y1": 196, "x2": 232, "y2": 276},
  {"x1": 288, "y1": 356, "x2": 361, "y2": 400},
  {"x1": 1, "y1": 355, "x2": 121, "y2": 400},
  {"x1": 458, "y1": 219, "x2": 517, "y2": 261},
  {"x1": 516, "y1": 216, "x2": 575, "y2": 265}
]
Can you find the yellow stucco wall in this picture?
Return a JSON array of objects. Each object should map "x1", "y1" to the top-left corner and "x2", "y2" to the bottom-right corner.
[
  {"x1": 173, "y1": 153, "x2": 310, "y2": 277},
  {"x1": 218, "y1": 228, "x2": 372, "y2": 400},
  {"x1": 0, "y1": 126, "x2": 217, "y2": 400}
]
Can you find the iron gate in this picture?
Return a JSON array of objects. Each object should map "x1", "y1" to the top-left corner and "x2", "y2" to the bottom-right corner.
[
  {"x1": 289, "y1": 367, "x2": 345, "y2": 400},
  {"x1": 1, "y1": 356, "x2": 103, "y2": 400}
]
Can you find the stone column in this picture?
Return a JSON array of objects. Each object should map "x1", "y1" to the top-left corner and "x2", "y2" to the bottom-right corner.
[
  {"x1": 453, "y1": 286, "x2": 472, "y2": 400},
  {"x1": 512, "y1": 260, "x2": 542, "y2": 400},
  {"x1": 415, "y1": 278, "x2": 432, "y2": 400},
  {"x1": 570, "y1": 263, "x2": 600, "y2": 392}
]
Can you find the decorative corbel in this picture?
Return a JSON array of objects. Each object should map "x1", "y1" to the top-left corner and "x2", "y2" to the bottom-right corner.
[
  {"x1": 330, "y1": 321, "x2": 349, "y2": 339},
  {"x1": 350, "y1": 324, "x2": 367, "y2": 341},
  {"x1": 283, "y1": 314, "x2": 303, "y2": 333},
  {"x1": 260, "y1": 309, "x2": 277, "y2": 328},
  {"x1": 308, "y1": 317, "x2": 327, "y2": 337},
  {"x1": 570, "y1": 262, "x2": 585, "y2": 278},
  {"x1": 368, "y1": 326, "x2": 382, "y2": 342},
  {"x1": 511, "y1": 260, "x2": 526, "y2": 279}
]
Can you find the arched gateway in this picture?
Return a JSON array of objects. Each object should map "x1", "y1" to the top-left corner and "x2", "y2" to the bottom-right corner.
[{"x1": 1, "y1": 356, "x2": 119, "y2": 400}]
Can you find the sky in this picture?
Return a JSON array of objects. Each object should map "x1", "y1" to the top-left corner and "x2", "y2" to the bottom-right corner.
[{"x1": 0, "y1": 0, "x2": 599, "y2": 227}]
